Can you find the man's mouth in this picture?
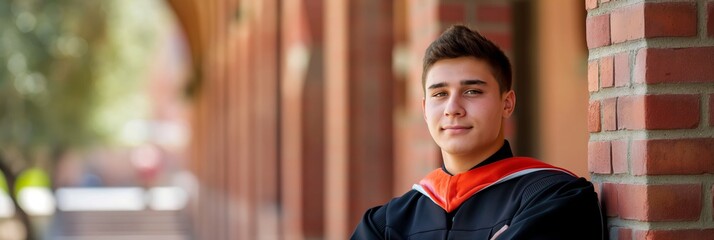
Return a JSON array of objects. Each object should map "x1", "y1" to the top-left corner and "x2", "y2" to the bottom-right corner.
[{"x1": 441, "y1": 125, "x2": 473, "y2": 133}]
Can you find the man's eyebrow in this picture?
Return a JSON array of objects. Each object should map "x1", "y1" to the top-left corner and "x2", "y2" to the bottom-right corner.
[
  {"x1": 428, "y1": 80, "x2": 486, "y2": 90},
  {"x1": 461, "y1": 79, "x2": 486, "y2": 85},
  {"x1": 427, "y1": 82, "x2": 447, "y2": 90}
]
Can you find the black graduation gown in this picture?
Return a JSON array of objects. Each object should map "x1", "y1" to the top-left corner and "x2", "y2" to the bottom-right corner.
[{"x1": 352, "y1": 144, "x2": 603, "y2": 240}]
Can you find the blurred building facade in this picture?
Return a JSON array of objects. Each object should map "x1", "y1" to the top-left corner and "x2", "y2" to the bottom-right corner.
[{"x1": 166, "y1": 0, "x2": 713, "y2": 239}]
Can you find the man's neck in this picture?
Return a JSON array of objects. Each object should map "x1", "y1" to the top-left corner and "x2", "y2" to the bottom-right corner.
[{"x1": 442, "y1": 140, "x2": 505, "y2": 175}]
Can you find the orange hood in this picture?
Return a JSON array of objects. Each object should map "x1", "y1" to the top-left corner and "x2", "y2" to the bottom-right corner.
[{"x1": 412, "y1": 157, "x2": 576, "y2": 213}]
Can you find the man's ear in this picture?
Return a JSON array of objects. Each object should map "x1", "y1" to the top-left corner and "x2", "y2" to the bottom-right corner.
[
  {"x1": 422, "y1": 98, "x2": 427, "y2": 121},
  {"x1": 502, "y1": 90, "x2": 515, "y2": 118}
]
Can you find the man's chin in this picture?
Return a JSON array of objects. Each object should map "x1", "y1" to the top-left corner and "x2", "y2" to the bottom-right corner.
[
  {"x1": 439, "y1": 145, "x2": 475, "y2": 156},
  {"x1": 438, "y1": 141, "x2": 497, "y2": 156}
]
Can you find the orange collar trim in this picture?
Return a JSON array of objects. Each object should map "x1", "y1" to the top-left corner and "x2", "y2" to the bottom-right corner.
[{"x1": 412, "y1": 157, "x2": 576, "y2": 213}]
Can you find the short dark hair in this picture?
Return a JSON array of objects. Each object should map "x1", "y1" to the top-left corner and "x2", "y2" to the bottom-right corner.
[{"x1": 422, "y1": 25, "x2": 512, "y2": 94}]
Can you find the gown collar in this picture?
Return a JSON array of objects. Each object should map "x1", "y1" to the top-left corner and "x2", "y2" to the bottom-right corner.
[
  {"x1": 440, "y1": 140, "x2": 514, "y2": 176},
  {"x1": 414, "y1": 156, "x2": 576, "y2": 213}
]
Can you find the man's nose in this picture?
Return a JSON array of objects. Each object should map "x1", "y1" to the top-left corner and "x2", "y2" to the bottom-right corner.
[{"x1": 444, "y1": 96, "x2": 465, "y2": 117}]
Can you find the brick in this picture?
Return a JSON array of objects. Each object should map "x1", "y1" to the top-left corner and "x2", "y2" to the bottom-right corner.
[
  {"x1": 611, "y1": 2, "x2": 697, "y2": 43},
  {"x1": 635, "y1": 47, "x2": 714, "y2": 84},
  {"x1": 632, "y1": 138, "x2": 714, "y2": 175},
  {"x1": 617, "y1": 95, "x2": 645, "y2": 130},
  {"x1": 586, "y1": 14, "x2": 611, "y2": 48},
  {"x1": 709, "y1": 2, "x2": 714, "y2": 38},
  {"x1": 588, "y1": 100, "x2": 601, "y2": 133},
  {"x1": 438, "y1": 3, "x2": 465, "y2": 23},
  {"x1": 600, "y1": 56, "x2": 614, "y2": 88},
  {"x1": 644, "y1": 2, "x2": 697, "y2": 38},
  {"x1": 602, "y1": 97, "x2": 616, "y2": 131},
  {"x1": 588, "y1": 61, "x2": 599, "y2": 92},
  {"x1": 586, "y1": 0, "x2": 597, "y2": 10},
  {"x1": 614, "y1": 52, "x2": 630, "y2": 87},
  {"x1": 635, "y1": 229, "x2": 714, "y2": 240},
  {"x1": 618, "y1": 95, "x2": 700, "y2": 130},
  {"x1": 611, "y1": 3, "x2": 644, "y2": 43},
  {"x1": 646, "y1": 94, "x2": 700, "y2": 129},
  {"x1": 602, "y1": 183, "x2": 619, "y2": 217},
  {"x1": 617, "y1": 184, "x2": 701, "y2": 221},
  {"x1": 476, "y1": 3, "x2": 511, "y2": 24},
  {"x1": 611, "y1": 140, "x2": 627, "y2": 174},
  {"x1": 588, "y1": 141, "x2": 612, "y2": 174}
]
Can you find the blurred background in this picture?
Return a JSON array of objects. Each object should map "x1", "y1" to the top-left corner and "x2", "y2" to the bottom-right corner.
[{"x1": 0, "y1": 0, "x2": 588, "y2": 239}]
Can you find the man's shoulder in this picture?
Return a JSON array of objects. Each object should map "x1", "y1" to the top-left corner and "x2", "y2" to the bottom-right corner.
[
  {"x1": 515, "y1": 168, "x2": 580, "y2": 184},
  {"x1": 505, "y1": 169, "x2": 595, "y2": 203},
  {"x1": 372, "y1": 189, "x2": 443, "y2": 221},
  {"x1": 384, "y1": 189, "x2": 428, "y2": 208}
]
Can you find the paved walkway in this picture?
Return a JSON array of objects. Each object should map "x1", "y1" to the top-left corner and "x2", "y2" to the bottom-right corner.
[{"x1": 47, "y1": 210, "x2": 192, "y2": 240}]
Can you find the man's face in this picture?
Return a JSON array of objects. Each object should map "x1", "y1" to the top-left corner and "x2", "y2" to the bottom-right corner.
[{"x1": 422, "y1": 57, "x2": 514, "y2": 158}]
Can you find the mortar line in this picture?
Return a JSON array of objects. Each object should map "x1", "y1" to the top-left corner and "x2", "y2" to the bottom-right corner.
[{"x1": 698, "y1": 0, "x2": 708, "y2": 40}]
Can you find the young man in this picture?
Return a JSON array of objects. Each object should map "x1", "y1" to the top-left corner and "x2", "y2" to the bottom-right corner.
[{"x1": 352, "y1": 25, "x2": 603, "y2": 239}]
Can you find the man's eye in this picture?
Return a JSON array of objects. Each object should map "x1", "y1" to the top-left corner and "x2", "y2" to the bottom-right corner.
[
  {"x1": 464, "y1": 89, "x2": 482, "y2": 95},
  {"x1": 432, "y1": 92, "x2": 447, "y2": 97}
]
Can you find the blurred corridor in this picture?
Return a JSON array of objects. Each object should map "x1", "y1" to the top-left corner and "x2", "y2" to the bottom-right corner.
[
  {"x1": 7, "y1": 0, "x2": 711, "y2": 239},
  {"x1": 0, "y1": 0, "x2": 592, "y2": 239}
]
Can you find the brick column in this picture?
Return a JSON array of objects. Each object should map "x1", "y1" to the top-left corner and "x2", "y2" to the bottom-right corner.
[
  {"x1": 324, "y1": 1, "x2": 394, "y2": 239},
  {"x1": 224, "y1": 0, "x2": 246, "y2": 239},
  {"x1": 586, "y1": 1, "x2": 714, "y2": 239},
  {"x1": 214, "y1": 1, "x2": 230, "y2": 239},
  {"x1": 199, "y1": 1, "x2": 221, "y2": 239},
  {"x1": 249, "y1": 0, "x2": 281, "y2": 238},
  {"x1": 280, "y1": 0, "x2": 325, "y2": 239},
  {"x1": 232, "y1": 13, "x2": 257, "y2": 240}
]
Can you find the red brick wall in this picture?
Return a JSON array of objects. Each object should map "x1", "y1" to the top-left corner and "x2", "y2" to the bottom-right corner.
[{"x1": 586, "y1": 0, "x2": 714, "y2": 239}]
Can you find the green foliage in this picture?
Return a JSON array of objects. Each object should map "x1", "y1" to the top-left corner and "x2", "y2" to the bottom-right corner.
[
  {"x1": 91, "y1": 0, "x2": 171, "y2": 146},
  {"x1": 0, "y1": 0, "x2": 108, "y2": 159},
  {"x1": 14, "y1": 168, "x2": 50, "y2": 197},
  {"x1": 0, "y1": 0, "x2": 170, "y2": 164},
  {"x1": 0, "y1": 2, "x2": 173, "y2": 237},
  {"x1": 0, "y1": 171, "x2": 7, "y2": 193}
]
